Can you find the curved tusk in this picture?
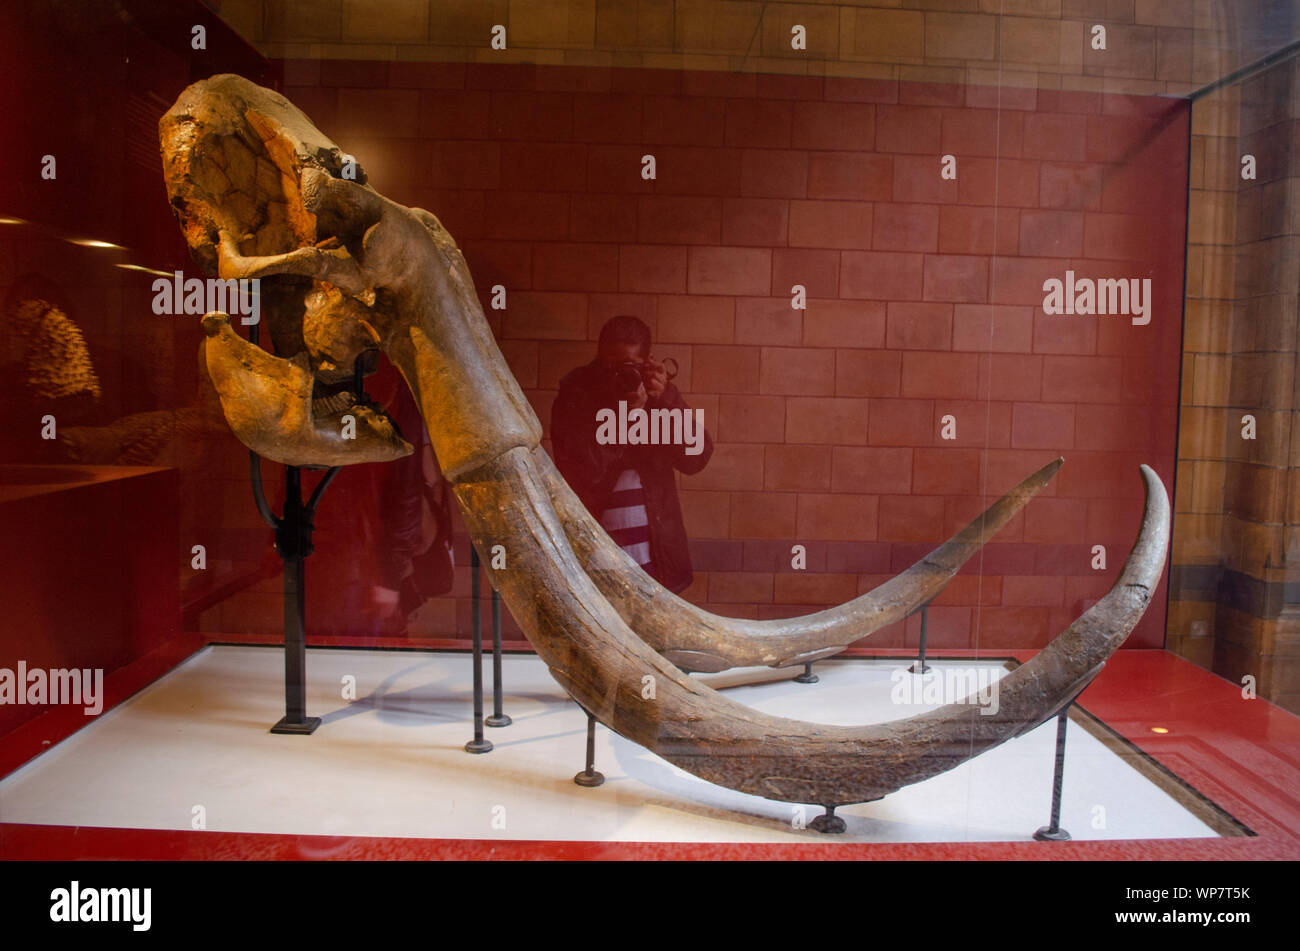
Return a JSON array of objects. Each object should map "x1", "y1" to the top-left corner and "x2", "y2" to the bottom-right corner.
[
  {"x1": 455, "y1": 448, "x2": 1168, "y2": 806},
  {"x1": 540, "y1": 449, "x2": 1062, "y2": 672}
]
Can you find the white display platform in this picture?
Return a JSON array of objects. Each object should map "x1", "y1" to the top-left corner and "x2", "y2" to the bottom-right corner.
[{"x1": 0, "y1": 645, "x2": 1232, "y2": 843}]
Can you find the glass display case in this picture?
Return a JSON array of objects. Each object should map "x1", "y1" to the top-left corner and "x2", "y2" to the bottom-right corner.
[{"x1": 1, "y1": 0, "x2": 1297, "y2": 874}]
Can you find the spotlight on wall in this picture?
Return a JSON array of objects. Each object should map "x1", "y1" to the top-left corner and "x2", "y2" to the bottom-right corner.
[
  {"x1": 67, "y1": 238, "x2": 126, "y2": 250},
  {"x1": 116, "y1": 263, "x2": 173, "y2": 277},
  {"x1": 1150, "y1": 727, "x2": 1170, "y2": 734},
  {"x1": 0, "y1": 216, "x2": 26, "y2": 225}
]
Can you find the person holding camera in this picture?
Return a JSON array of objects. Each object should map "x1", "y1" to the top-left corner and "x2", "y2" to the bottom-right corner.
[{"x1": 551, "y1": 314, "x2": 713, "y2": 594}]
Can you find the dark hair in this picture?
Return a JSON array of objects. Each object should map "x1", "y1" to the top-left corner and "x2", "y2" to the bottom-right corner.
[{"x1": 598, "y1": 314, "x2": 651, "y2": 357}]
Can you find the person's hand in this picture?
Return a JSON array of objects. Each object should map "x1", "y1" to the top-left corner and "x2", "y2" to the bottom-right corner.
[
  {"x1": 642, "y1": 355, "x2": 668, "y2": 401},
  {"x1": 626, "y1": 380, "x2": 648, "y2": 410},
  {"x1": 367, "y1": 584, "x2": 402, "y2": 617},
  {"x1": 366, "y1": 584, "x2": 406, "y2": 635}
]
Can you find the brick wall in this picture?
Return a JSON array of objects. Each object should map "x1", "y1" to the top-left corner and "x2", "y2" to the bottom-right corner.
[
  {"x1": 215, "y1": 0, "x2": 1242, "y2": 99},
  {"x1": 197, "y1": 59, "x2": 1188, "y2": 650},
  {"x1": 1170, "y1": 57, "x2": 1300, "y2": 713}
]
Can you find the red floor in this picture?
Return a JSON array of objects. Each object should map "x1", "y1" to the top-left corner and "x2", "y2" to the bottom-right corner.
[{"x1": 2, "y1": 632, "x2": 1298, "y2": 860}]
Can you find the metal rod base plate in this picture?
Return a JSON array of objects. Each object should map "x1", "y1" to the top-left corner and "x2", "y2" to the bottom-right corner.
[
  {"x1": 574, "y1": 770, "x2": 605, "y2": 787},
  {"x1": 793, "y1": 663, "x2": 819, "y2": 684},
  {"x1": 908, "y1": 661, "x2": 932, "y2": 674},
  {"x1": 270, "y1": 716, "x2": 321, "y2": 735},
  {"x1": 1033, "y1": 826, "x2": 1072, "y2": 842},
  {"x1": 809, "y1": 812, "x2": 846, "y2": 834},
  {"x1": 485, "y1": 714, "x2": 513, "y2": 727},
  {"x1": 464, "y1": 738, "x2": 494, "y2": 754}
]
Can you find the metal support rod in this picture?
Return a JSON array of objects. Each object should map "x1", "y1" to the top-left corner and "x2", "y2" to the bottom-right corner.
[
  {"x1": 1034, "y1": 707, "x2": 1072, "y2": 842},
  {"x1": 809, "y1": 804, "x2": 846, "y2": 834},
  {"x1": 574, "y1": 709, "x2": 604, "y2": 787},
  {"x1": 269, "y1": 466, "x2": 321, "y2": 735},
  {"x1": 465, "y1": 545, "x2": 492, "y2": 753},
  {"x1": 485, "y1": 584, "x2": 511, "y2": 727},
  {"x1": 793, "y1": 661, "x2": 819, "y2": 684},
  {"x1": 909, "y1": 601, "x2": 932, "y2": 674}
]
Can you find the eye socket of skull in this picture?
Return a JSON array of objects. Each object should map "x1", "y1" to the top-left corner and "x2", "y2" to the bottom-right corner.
[{"x1": 303, "y1": 283, "x2": 379, "y2": 382}]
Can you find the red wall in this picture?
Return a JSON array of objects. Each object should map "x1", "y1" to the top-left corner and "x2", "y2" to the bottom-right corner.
[{"x1": 216, "y1": 60, "x2": 1187, "y2": 651}]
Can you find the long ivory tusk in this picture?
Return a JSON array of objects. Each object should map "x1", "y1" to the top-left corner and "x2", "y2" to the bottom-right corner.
[{"x1": 541, "y1": 449, "x2": 1063, "y2": 671}]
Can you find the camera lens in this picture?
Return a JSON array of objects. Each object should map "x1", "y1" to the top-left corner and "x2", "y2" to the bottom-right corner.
[{"x1": 613, "y1": 364, "x2": 642, "y2": 392}]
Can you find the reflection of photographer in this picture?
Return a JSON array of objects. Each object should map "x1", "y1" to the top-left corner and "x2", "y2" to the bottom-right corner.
[{"x1": 552, "y1": 315, "x2": 712, "y2": 594}]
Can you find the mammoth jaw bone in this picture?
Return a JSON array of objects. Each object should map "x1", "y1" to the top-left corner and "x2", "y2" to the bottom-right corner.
[
  {"x1": 200, "y1": 312, "x2": 411, "y2": 468},
  {"x1": 541, "y1": 451, "x2": 1063, "y2": 673},
  {"x1": 456, "y1": 448, "x2": 1168, "y2": 807}
]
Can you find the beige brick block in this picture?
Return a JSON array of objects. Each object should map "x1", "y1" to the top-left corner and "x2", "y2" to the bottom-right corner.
[
  {"x1": 1187, "y1": 189, "x2": 1236, "y2": 246},
  {"x1": 509, "y1": 0, "x2": 597, "y2": 48},
  {"x1": 675, "y1": 0, "x2": 764, "y2": 55},
  {"x1": 265, "y1": 0, "x2": 343, "y2": 42},
  {"x1": 1134, "y1": 0, "x2": 1195, "y2": 28},
  {"x1": 1171, "y1": 628, "x2": 1214, "y2": 670},
  {"x1": 430, "y1": 0, "x2": 509, "y2": 46},
  {"x1": 217, "y1": 0, "x2": 264, "y2": 42},
  {"x1": 308, "y1": 41, "x2": 398, "y2": 59},
  {"x1": 1178, "y1": 406, "x2": 1233, "y2": 458},
  {"x1": 595, "y1": 0, "x2": 674, "y2": 49},
  {"x1": 1201, "y1": 137, "x2": 1243, "y2": 191},
  {"x1": 760, "y1": 3, "x2": 840, "y2": 59},
  {"x1": 470, "y1": 45, "x2": 567, "y2": 64},
  {"x1": 1189, "y1": 135, "x2": 1205, "y2": 188},
  {"x1": 818, "y1": 59, "x2": 898, "y2": 81},
  {"x1": 1170, "y1": 513, "x2": 1222, "y2": 562},
  {"x1": 924, "y1": 12, "x2": 996, "y2": 61},
  {"x1": 1200, "y1": 247, "x2": 1234, "y2": 299},
  {"x1": 1182, "y1": 299, "x2": 1233, "y2": 354},
  {"x1": 969, "y1": 67, "x2": 1041, "y2": 90},
  {"x1": 1191, "y1": 88, "x2": 1239, "y2": 137},
  {"x1": 564, "y1": 48, "x2": 615, "y2": 66},
  {"x1": 1190, "y1": 459, "x2": 1228, "y2": 513},
  {"x1": 395, "y1": 43, "x2": 470, "y2": 60},
  {"x1": 1192, "y1": 39, "x2": 1237, "y2": 84},
  {"x1": 1190, "y1": 353, "x2": 1233, "y2": 406},
  {"x1": 343, "y1": 0, "x2": 428, "y2": 42},
  {"x1": 981, "y1": 0, "x2": 1062, "y2": 15},
  {"x1": 1155, "y1": 26, "x2": 1192, "y2": 81},
  {"x1": 1000, "y1": 15, "x2": 1068, "y2": 67},
  {"x1": 1082, "y1": 24, "x2": 1157, "y2": 79},
  {"x1": 897, "y1": 64, "x2": 962, "y2": 85},
  {"x1": 849, "y1": 8, "x2": 924, "y2": 61},
  {"x1": 732, "y1": 54, "x2": 811, "y2": 75},
  {"x1": 1058, "y1": 18, "x2": 1085, "y2": 71}
]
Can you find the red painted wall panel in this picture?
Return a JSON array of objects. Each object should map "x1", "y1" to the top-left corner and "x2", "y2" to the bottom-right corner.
[{"x1": 240, "y1": 61, "x2": 1188, "y2": 651}]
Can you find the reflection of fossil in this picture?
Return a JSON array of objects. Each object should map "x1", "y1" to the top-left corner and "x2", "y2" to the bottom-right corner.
[
  {"x1": 160, "y1": 75, "x2": 1170, "y2": 810},
  {"x1": 7, "y1": 299, "x2": 100, "y2": 402},
  {"x1": 60, "y1": 408, "x2": 214, "y2": 466}
]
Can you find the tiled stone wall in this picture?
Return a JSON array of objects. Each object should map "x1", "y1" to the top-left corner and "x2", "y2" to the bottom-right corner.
[{"x1": 211, "y1": 0, "x2": 1245, "y2": 96}]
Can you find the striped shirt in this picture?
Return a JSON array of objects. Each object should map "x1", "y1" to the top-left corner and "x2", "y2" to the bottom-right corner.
[{"x1": 600, "y1": 469, "x2": 653, "y2": 572}]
